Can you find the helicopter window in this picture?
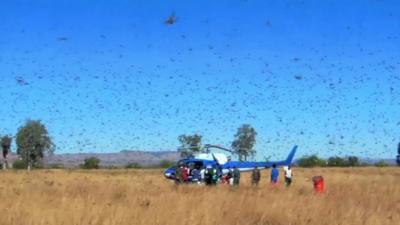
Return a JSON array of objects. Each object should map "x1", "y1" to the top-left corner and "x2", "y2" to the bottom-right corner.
[
  {"x1": 193, "y1": 161, "x2": 203, "y2": 168},
  {"x1": 176, "y1": 160, "x2": 203, "y2": 169},
  {"x1": 177, "y1": 160, "x2": 186, "y2": 166}
]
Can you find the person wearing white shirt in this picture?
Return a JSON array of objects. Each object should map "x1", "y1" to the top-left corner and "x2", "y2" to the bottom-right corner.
[
  {"x1": 284, "y1": 165, "x2": 293, "y2": 187},
  {"x1": 200, "y1": 167, "x2": 206, "y2": 184}
]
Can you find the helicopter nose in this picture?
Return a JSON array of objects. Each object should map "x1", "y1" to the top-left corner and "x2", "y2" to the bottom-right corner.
[
  {"x1": 164, "y1": 168, "x2": 174, "y2": 178},
  {"x1": 164, "y1": 168, "x2": 172, "y2": 178}
]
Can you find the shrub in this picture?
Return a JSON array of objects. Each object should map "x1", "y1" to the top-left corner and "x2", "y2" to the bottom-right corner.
[
  {"x1": 81, "y1": 157, "x2": 100, "y2": 169},
  {"x1": 374, "y1": 160, "x2": 388, "y2": 167},
  {"x1": 158, "y1": 160, "x2": 175, "y2": 168},
  {"x1": 13, "y1": 159, "x2": 28, "y2": 170},
  {"x1": 125, "y1": 162, "x2": 142, "y2": 169},
  {"x1": 46, "y1": 164, "x2": 64, "y2": 169},
  {"x1": 104, "y1": 166, "x2": 119, "y2": 169}
]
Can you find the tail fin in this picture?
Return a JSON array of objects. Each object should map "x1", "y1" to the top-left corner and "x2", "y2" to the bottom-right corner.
[
  {"x1": 265, "y1": 145, "x2": 298, "y2": 168},
  {"x1": 284, "y1": 145, "x2": 297, "y2": 165}
]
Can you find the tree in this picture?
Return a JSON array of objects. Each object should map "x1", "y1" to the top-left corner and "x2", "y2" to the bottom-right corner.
[
  {"x1": 325, "y1": 156, "x2": 360, "y2": 167},
  {"x1": 327, "y1": 156, "x2": 348, "y2": 167},
  {"x1": 397, "y1": 142, "x2": 400, "y2": 166},
  {"x1": 16, "y1": 120, "x2": 54, "y2": 171},
  {"x1": 81, "y1": 157, "x2": 100, "y2": 169},
  {"x1": 347, "y1": 156, "x2": 360, "y2": 167},
  {"x1": 1, "y1": 135, "x2": 12, "y2": 169},
  {"x1": 231, "y1": 124, "x2": 257, "y2": 161},
  {"x1": 177, "y1": 134, "x2": 202, "y2": 158},
  {"x1": 297, "y1": 155, "x2": 326, "y2": 167}
]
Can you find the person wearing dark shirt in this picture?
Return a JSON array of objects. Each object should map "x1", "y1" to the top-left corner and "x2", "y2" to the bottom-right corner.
[
  {"x1": 227, "y1": 167, "x2": 234, "y2": 185},
  {"x1": 205, "y1": 166, "x2": 214, "y2": 185},
  {"x1": 175, "y1": 165, "x2": 184, "y2": 184},
  {"x1": 233, "y1": 166, "x2": 240, "y2": 185},
  {"x1": 191, "y1": 167, "x2": 200, "y2": 184},
  {"x1": 251, "y1": 167, "x2": 261, "y2": 186}
]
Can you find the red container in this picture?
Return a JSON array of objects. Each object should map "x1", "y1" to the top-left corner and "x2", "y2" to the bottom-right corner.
[{"x1": 312, "y1": 176, "x2": 324, "y2": 193}]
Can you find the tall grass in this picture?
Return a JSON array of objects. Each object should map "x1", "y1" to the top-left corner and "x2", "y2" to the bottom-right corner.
[{"x1": 0, "y1": 168, "x2": 398, "y2": 225}]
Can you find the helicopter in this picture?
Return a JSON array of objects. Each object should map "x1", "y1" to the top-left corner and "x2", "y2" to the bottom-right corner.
[{"x1": 164, "y1": 144, "x2": 297, "y2": 180}]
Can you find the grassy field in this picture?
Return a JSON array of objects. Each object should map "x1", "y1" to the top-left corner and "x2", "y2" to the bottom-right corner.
[{"x1": 0, "y1": 167, "x2": 399, "y2": 225}]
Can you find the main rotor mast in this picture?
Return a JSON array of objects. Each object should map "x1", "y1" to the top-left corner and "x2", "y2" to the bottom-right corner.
[{"x1": 203, "y1": 144, "x2": 235, "y2": 155}]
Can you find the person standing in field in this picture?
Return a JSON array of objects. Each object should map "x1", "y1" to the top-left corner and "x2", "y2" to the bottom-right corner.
[
  {"x1": 200, "y1": 166, "x2": 206, "y2": 183},
  {"x1": 205, "y1": 165, "x2": 214, "y2": 185},
  {"x1": 227, "y1": 167, "x2": 234, "y2": 185},
  {"x1": 211, "y1": 166, "x2": 219, "y2": 185},
  {"x1": 270, "y1": 164, "x2": 279, "y2": 185},
  {"x1": 284, "y1": 165, "x2": 293, "y2": 187},
  {"x1": 251, "y1": 167, "x2": 261, "y2": 186},
  {"x1": 233, "y1": 166, "x2": 240, "y2": 186},
  {"x1": 191, "y1": 166, "x2": 200, "y2": 184},
  {"x1": 182, "y1": 166, "x2": 189, "y2": 183},
  {"x1": 175, "y1": 165, "x2": 184, "y2": 184}
]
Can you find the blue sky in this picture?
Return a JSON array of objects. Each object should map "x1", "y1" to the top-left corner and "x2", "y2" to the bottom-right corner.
[{"x1": 0, "y1": 0, "x2": 399, "y2": 159}]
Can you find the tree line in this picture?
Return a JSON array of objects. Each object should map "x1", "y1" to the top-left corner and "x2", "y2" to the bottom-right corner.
[
  {"x1": 297, "y1": 155, "x2": 392, "y2": 167},
  {"x1": 2, "y1": 120, "x2": 399, "y2": 170}
]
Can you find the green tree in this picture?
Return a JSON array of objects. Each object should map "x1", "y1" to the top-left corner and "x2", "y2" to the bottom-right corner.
[
  {"x1": 325, "y1": 156, "x2": 360, "y2": 167},
  {"x1": 81, "y1": 157, "x2": 100, "y2": 169},
  {"x1": 16, "y1": 120, "x2": 54, "y2": 171},
  {"x1": 347, "y1": 156, "x2": 360, "y2": 167},
  {"x1": 297, "y1": 155, "x2": 326, "y2": 167},
  {"x1": 1, "y1": 135, "x2": 12, "y2": 169},
  {"x1": 327, "y1": 156, "x2": 348, "y2": 167},
  {"x1": 231, "y1": 124, "x2": 257, "y2": 161},
  {"x1": 178, "y1": 134, "x2": 202, "y2": 158}
]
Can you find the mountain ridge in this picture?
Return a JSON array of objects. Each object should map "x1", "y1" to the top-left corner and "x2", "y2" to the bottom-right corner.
[{"x1": 4, "y1": 151, "x2": 180, "y2": 168}]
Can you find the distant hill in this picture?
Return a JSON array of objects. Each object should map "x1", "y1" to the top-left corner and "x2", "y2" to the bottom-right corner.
[
  {"x1": 6, "y1": 151, "x2": 180, "y2": 168},
  {"x1": 44, "y1": 150, "x2": 180, "y2": 168},
  {"x1": 358, "y1": 158, "x2": 397, "y2": 165}
]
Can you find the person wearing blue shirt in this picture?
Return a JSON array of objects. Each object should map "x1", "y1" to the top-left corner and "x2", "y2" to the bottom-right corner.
[
  {"x1": 270, "y1": 164, "x2": 279, "y2": 184},
  {"x1": 191, "y1": 167, "x2": 201, "y2": 184}
]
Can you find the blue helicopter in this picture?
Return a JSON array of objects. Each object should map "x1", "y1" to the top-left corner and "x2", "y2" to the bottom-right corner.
[{"x1": 164, "y1": 144, "x2": 297, "y2": 180}]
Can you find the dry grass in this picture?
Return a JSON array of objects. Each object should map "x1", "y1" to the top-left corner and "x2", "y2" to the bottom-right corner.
[{"x1": 0, "y1": 167, "x2": 399, "y2": 225}]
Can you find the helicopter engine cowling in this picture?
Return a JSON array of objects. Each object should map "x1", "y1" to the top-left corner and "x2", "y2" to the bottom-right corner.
[{"x1": 195, "y1": 153, "x2": 228, "y2": 165}]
